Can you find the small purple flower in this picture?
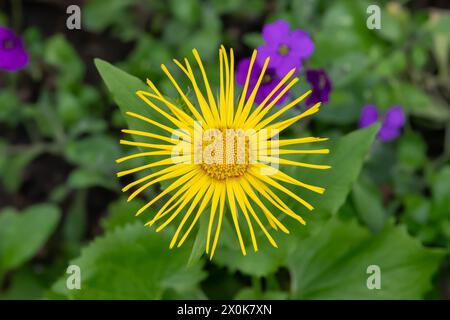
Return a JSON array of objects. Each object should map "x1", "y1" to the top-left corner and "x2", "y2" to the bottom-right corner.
[
  {"x1": 236, "y1": 58, "x2": 289, "y2": 106},
  {"x1": 359, "y1": 105, "x2": 379, "y2": 128},
  {"x1": 359, "y1": 105, "x2": 405, "y2": 142},
  {"x1": 257, "y1": 19, "x2": 314, "y2": 77},
  {"x1": 0, "y1": 26, "x2": 28, "y2": 72},
  {"x1": 305, "y1": 69, "x2": 332, "y2": 108}
]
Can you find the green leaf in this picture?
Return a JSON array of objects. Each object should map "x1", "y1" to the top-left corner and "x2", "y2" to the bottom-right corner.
[
  {"x1": 94, "y1": 59, "x2": 173, "y2": 187},
  {"x1": 283, "y1": 124, "x2": 380, "y2": 216},
  {"x1": 64, "y1": 135, "x2": 120, "y2": 174},
  {"x1": 431, "y1": 166, "x2": 450, "y2": 217},
  {"x1": 100, "y1": 197, "x2": 148, "y2": 232},
  {"x1": 0, "y1": 204, "x2": 60, "y2": 275},
  {"x1": 0, "y1": 145, "x2": 43, "y2": 193},
  {"x1": 95, "y1": 59, "x2": 170, "y2": 139},
  {"x1": 352, "y1": 176, "x2": 387, "y2": 233},
  {"x1": 67, "y1": 168, "x2": 117, "y2": 190},
  {"x1": 51, "y1": 224, "x2": 206, "y2": 299},
  {"x1": 288, "y1": 218, "x2": 445, "y2": 299},
  {"x1": 397, "y1": 131, "x2": 426, "y2": 171}
]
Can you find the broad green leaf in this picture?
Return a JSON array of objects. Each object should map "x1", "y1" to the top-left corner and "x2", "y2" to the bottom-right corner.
[
  {"x1": 0, "y1": 204, "x2": 60, "y2": 275},
  {"x1": 100, "y1": 197, "x2": 148, "y2": 232},
  {"x1": 288, "y1": 218, "x2": 445, "y2": 299},
  {"x1": 397, "y1": 131, "x2": 426, "y2": 171},
  {"x1": 64, "y1": 135, "x2": 120, "y2": 174},
  {"x1": 352, "y1": 176, "x2": 387, "y2": 233},
  {"x1": 95, "y1": 59, "x2": 174, "y2": 189},
  {"x1": 0, "y1": 145, "x2": 43, "y2": 193},
  {"x1": 67, "y1": 168, "x2": 117, "y2": 190},
  {"x1": 282, "y1": 124, "x2": 380, "y2": 217},
  {"x1": 51, "y1": 224, "x2": 206, "y2": 299},
  {"x1": 95, "y1": 58, "x2": 170, "y2": 141},
  {"x1": 0, "y1": 267, "x2": 46, "y2": 300},
  {"x1": 432, "y1": 166, "x2": 450, "y2": 214}
]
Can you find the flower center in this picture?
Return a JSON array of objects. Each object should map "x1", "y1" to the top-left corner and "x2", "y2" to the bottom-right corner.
[
  {"x1": 3, "y1": 39, "x2": 13, "y2": 50},
  {"x1": 278, "y1": 44, "x2": 290, "y2": 56},
  {"x1": 262, "y1": 73, "x2": 272, "y2": 84},
  {"x1": 199, "y1": 128, "x2": 250, "y2": 180}
]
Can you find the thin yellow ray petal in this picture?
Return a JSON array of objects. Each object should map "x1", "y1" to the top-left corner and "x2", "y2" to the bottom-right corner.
[
  {"x1": 125, "y1": 111, "x2": 190, "y2": 141},
  {"x1": 239, "y1": 177, "x2": 289, "y2": 233},
  {"x1": 136, "y1": 169, "x2": 202, "y2": 216},
  {"x1": 277, "y1": 137, "x2": 329, "y2": 147},
  {"x1": 226, "y1": 180, "x2": 247, "y2": 256},
  {"x1": 219, "y1": 48, "x2": 227, "y2": 127},
  {"x1": 122, "y1": 164, "x2": 188, "y2": 192},
  {"x1": 192, "y1": 49, "x2": 220, "y2": 123},
  {"x1": 177, "y1": 180, "x2": 216, "y2": 247},
  {"x1": 232, "y1": 181, "x2": 258, "y2": 252},
  {"x1": 146, "y1": 78, "x2": 163, "y2": 97},
  {"x1": 265, "y1": 102, "x2": 321, "y2": 137},
  {"x1": 244, "y1": 174, "x2": 305, "y2": 225},
  {"x1": 258, "y1": 156, "x2": 331, "y2": 170},
  {"x1": 269, "y1": 149, "x2": 330, "y2": 155},
  {"x1": 210, "y1": 183, "x2": 226, "y2": 259},
  {"x1": 245, "y1": 68, "x2": 297, "y2": 126},
  {"x1": 119, "y1": 139, "x2": 176, "y2": 151},
  {"x1": 220, "y1": 46, "x2": 230, "y2": 126},
  {"x1": 182, "y1": 58, "x2": 216, "y2": 127},
  {"x1": 243, "y1": 77, "x2": 300, "y2": 130},
  {"x1": 168, "y1": 181, "x2": 212, "y2": 248},
  {"x1": 235, "y1": 56, "x2": 270, "y2": 128},
  {"x1": 253, "y1": 163, "x2": 325, "y2": 194},
  {"x1": 146, "y1": 178, "x2": 197, "y2": 226},
  {"x1": 158, "y1": 177, "x2": 210, "y2": 235},
  {"x1": 136, "y1": 90, "x2": 192, "y2": 132},
  {"x1": 127, "y1": 165, "x2": 195, "y2": 202},
  {"x1": 206, "y1": 184, "x2": 221, "y2": 254},
  {"x1": 160, "y1": 64, "x2": 205, "y2": 124},
  {"x1": 239, "y1": 185, "x2": 278, "y2": 248},
  {"x1": 146, "y1": 174, "x2": 207, "y2": 225},
  {"x1": 116, "y1": 150, "x2": 173, "y2": 164},
  {"x1": 117, "y1": 155, "x2": 190, "y2": 177},
  {"x1": 234, "y1": 49, "x2": 257, "y2": 126},
  {"x1": 248, "y1": 167, "x2": 313, "y2": 211},
  {"x1": 254, "y1": 90, "x2": 312, "y2": 130},
  {"x1": 121, "y1": 129, "x2": 179, "y2": 144},
  {"x1": 138, "y1": 91, "x2": 195, "y2": 127},
  {"x1": 227, "y1": 47, "x2": 235, "y2": 127}
]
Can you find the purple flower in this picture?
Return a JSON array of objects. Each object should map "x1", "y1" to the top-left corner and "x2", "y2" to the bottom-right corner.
[
  {"x1": 0, "y1": 26, "x2": 28, "y2": 72},
  {"x1": 359, "y1": 105, "x2": 379, "y2": 128},
  {"x1": 236, "y1": 58, "x2": 289, "y2": 106},
  {"x1": 257, "y1": 19, "x2": 314, "y2": 77},
  {"x1": 305, "y1": 69, "x2": 332, "y2": 108},
  {"x1": 359, "y1": 105, "x2": 405, "y2": 142}
]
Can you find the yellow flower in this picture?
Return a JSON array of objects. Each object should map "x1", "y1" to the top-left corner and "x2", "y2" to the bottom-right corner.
[{"x1": 116, "y1": 46, "x2": 330, "y2": 258}]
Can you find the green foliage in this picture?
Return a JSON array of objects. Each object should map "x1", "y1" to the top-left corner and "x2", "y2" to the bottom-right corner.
[
  {"x1": 1, "y1": 0, "x2": 449, "y2": 300},
  {"x1": 0, "y1": 204, "x2": 60, "y2": 276},
  {"x1": 52, "y1": 224, "x2": 206, "y2": 299},
  {"x1": 214, "y1": 125, "x2": 380, "y2": 276},
  {"x1": 288, "y1": 219, "x2": 445, "y2": 299}
]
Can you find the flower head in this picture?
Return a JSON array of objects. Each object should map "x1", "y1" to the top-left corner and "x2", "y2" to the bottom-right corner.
[
  {"x1": 305, "y1": 69, "x2": 332, "y2": 108},
  {"x1": 359, "y1": 104, "x2": 405, "y2": 141},
  {"x1": 0, "y1": 26, "x2": 28, "y2": 72},
  {"x1": 257, "y1": 20, "x2": 314, "y2": 77},
  {"x1": 236, "y1": 58, "x2": 289, "y2": 106},
  {"x1": 117, "y1": 47, "x2": 330, "y2": 258}
]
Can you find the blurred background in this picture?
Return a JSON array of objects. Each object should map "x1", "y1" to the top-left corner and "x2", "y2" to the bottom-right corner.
[{"x1": 0, "y1": 0, "x2": 449, "y2": 299}]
